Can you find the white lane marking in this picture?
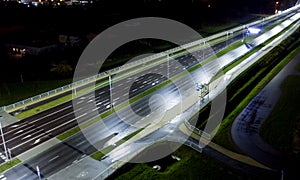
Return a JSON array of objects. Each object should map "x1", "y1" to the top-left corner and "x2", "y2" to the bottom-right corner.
[
  {"x1": 8, "y1": 123, "x2": 28, "y2": 131},
  {"x1": 77, "y1": 100, "x2": 84, "y2": 104},
  {"x1": 1, "y1": 127, "x2": 38, "y2": 146},
  {"x1": 92, "y1": 108, "x2": 98, "y2": 112},
  {"x1": 14, "y1": 130, "x2": 24, "y2": 135},
  {"x1": 21, "y1": 134, "x2": 32, "y2": 140},
  {"x1": 103, "y1": 102, "x2": 110, "y2": 106},
  {"x1": 5, "y1": 103, "x2": 87, "y2": 147},
  {"x1": 48, "y1": 155, "x2": 59, "y2": 162},
  {"x1": 73, "y1": 159, "x2": 79, "y2": 164},
  {"x1": 99, "y1": 91, "x2": 105, "y2": 95},
  {"x1": 27, "y1": 105, "x2": 72, "y2": 125},
  {"x1": 11, "y1": 133, "x2": 49, "y2": 150},
  {"x1": 76, "y1": 141, "x2": 85, "y2": 146},
  {"x1": 17, "y1": 174, "x2": 27, "y2": 180},
  {"x1": 88, "y1": 95, "x2": 94, "y2": 99},
  {"x1": 96, "y1": 102, "x2": 102, "y2": 106},
  {"x1": 76, "y1": 113, "x2": 87, "y2": 120},
  {"x1": 34, "y1": 139, "x2": 41, "y2": 145}
]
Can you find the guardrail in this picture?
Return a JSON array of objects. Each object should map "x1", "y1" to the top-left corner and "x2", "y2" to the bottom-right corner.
[
  {"x1": 184, "y1": 120, "x2": 212, "y2": 140},
  {"x1": 0, "y1": 73, "x2": 105, "y2": 112},
  {"x1": 1, "y1": 4, "x2": 299, "y2": 113}
]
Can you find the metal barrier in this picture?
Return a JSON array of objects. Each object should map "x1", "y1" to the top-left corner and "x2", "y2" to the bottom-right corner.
[
  {"x1": 0, "y1": 74, "x2": 103, "y2": 112},
  {"x1": 184, "y1": 120, "x2": 212, "y2": 140}
]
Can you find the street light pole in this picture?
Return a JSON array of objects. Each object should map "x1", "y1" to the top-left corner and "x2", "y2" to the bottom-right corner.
[
  {"x1": 74, "y1": 87, "x2": 77, "y2": 97},
  {"x1": 8, "y1": 148, "x2": 12, "y2": 163},
  {"x1": 226, "y1": 31, "x2": 229, "y2": 47},
  {"x1": 36, "y1": 165, "x2": 41, "y2": 180},
  {"x1": 167, "y1": 54, "x2": 170, "y2": 79},
  {"x1": 242, "y1": 25, "x2": 245, "y2": 42},
  {"x1": 203, "y1": 40, "x2": 206, "y2": 59},
  {"x1": 0, "y1": 121, "x2": 8, "y2": 161},
  {"x1": 108, "y1": 73, "x2": 113, "y2": 110}
]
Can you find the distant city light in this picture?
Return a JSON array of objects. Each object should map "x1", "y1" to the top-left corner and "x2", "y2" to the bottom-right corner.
[{"x1": 248, "y1": 27, "x2": 261, "y2": 34}]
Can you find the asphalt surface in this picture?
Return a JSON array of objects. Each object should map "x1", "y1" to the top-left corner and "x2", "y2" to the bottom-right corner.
[{"x1": 0, "y1": 10, "x2": 298, "y2": 179}]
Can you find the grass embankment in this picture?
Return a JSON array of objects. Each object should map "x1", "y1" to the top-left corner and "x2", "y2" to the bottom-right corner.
[
  {"x1": 0, "y1": 79, "x2": 71, "y2": 107},
  {"x1": 260, "y1": 74, "x2": 300, "y2": 156},
  {"x1": 212, "y1": 28, "x2": 300, "y2": 152},
  {"x1": 0, "y1": 158, "x2": 21, "y2": 173},
  {"x1": 296, "y1": 61, "x2": 300, "y2": 71},
  {"x1": 107, "y1": 143, "x2": 263, "y2": 180}
]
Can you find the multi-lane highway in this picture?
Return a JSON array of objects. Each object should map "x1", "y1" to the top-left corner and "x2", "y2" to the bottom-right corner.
[{"x1": 1, "y1": 6, "x2": 300, "y2": 179}]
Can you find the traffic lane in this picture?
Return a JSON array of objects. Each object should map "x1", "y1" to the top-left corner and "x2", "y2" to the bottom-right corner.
[
  {"x1": 66, "y1": 116, "x2": 131, "y2": 154},
  {"x1": 9, "y1": 77, "x2": 108, "y2": 116},
  {"x1": 3, "y1": 105, "x2": 74, "y2": 140},
  {"x1": 8, "y1": 109, "x2": 101, "y2": 156},
  {"x1": 2, "y1": 80, "x2": 141, "y2": 157},
  {"x1": 2, "y1": 163, "x2": 39, "y2": 180},
  {"x1": 67, "y1": 74, "x2": 187, "y2": 155},
  {"x1": 2, "y1": 87, "x2": 112, "y2": 152},
  {"x1": 114, "y1": 57, "x2": 196, "y2": 103},
  {"x1": 3, "y1": 105, "x2": 85, "y2": 149},
  {"x1": 5, "y1": 79, "x2": 109, "y2": 128},
  {"x1": 6, "y1": 114, "x2": 132, "y2": 179},
  {"x1": 22, "y1": 141, "x2": 85, "y2": 179}
]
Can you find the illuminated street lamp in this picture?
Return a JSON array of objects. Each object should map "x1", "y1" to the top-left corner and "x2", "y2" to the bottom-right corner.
[
  {"x1": 247, "y1": 27, "x2": 261, "y2": 34},
  {"x1": 36, "y1": 165, "x2": 41, "y2": 180},
  {"x1": 226, "y1": 31, "x2": 229, "y2": 47},
  {"x1": 202, "y1": 40, "x2": 206, "y2": 59},
  {"x1": 275, "y1": 1, "x2": 280, "y2": 14}
]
